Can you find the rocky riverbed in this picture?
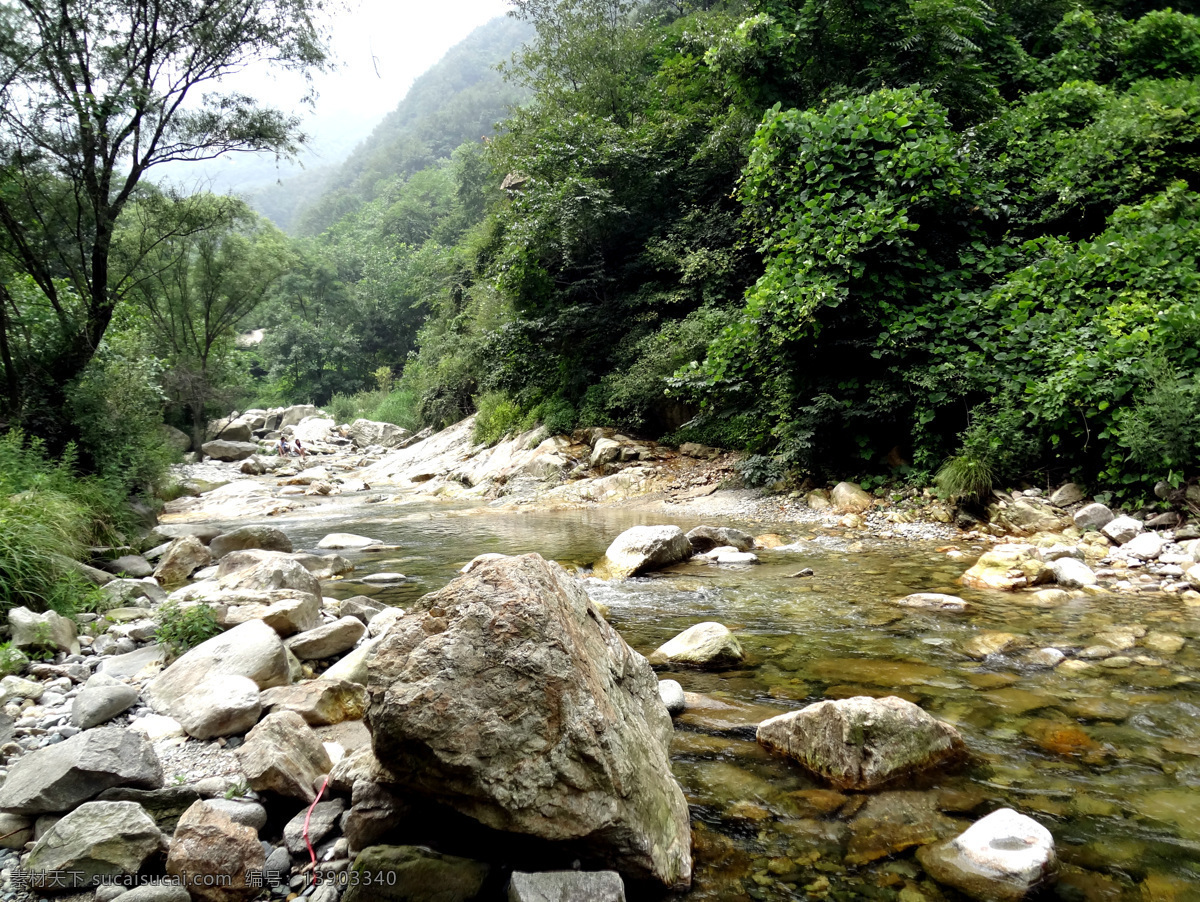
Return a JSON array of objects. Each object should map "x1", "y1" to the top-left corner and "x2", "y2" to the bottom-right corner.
[{"x1": 2, "y1": 407, "x2": 1199, "y2": 902}]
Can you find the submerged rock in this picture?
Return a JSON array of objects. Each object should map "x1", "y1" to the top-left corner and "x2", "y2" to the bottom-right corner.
[
  {"x1": 592, "y1": 525, "x2": 693, "y2": 579},
  {"x1": 960, "y1": 545, "x2": 1046, "y2": 591},
  {"x1": 343, "y1": 846, "x2": 490, "y2": 902},
  {"x1": 756, "y1": 696, "x2": 965, "y2": 791},
  {"x1": 648, "y1": 622, "x2": 744, "y2": 669},
  {"x1": 508, "y1": 870, "x2": 626, "y2": 902},
  {"x1": 917, "y1": 808, "x2": 1057, "y2": 901},
  {"x1": 895, "y1": 593, "x2": 970, "y2": 613},
  {"x1": 365, "y1": 553, "x2": 692, "y2": 889}
]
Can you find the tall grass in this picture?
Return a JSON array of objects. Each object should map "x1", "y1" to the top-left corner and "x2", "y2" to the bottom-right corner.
[
  {"x1": 0, "y1": 432, "x2": 122, "y2": 615},
  {"x1": 328, "y1": 388, "x2": 421, "y2": 432}
]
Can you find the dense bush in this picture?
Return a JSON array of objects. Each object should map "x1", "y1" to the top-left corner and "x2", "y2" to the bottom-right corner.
[{"x1": 0, "y1": 432, "x2": 128, "y2": 615}]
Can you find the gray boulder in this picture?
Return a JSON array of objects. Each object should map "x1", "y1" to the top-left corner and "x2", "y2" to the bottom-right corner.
[
  {"x1": 685, "y1": 526, "x2": 755, "y2": 553},
  {"x1": 206, "y1": 417, "x2": 253, "y2": 443},
  {"x1": 200, "y1": 440, "x2": 258, "y2": 462},
  {"x1": 348, "y1": 418, "x2": 411, "y2": 449},
  {"x1": 340, "y1": 596, "x2": 387, "y2": 625},
  {"x1": 342, "y1": 780, "x2": 408, "y2": 852},
  {"x1": 757, "y1": 696, "x2": 964, "y2": 791},
  {"x1": 286, "y1": 616, "x2": 366, "y2": 660},
  {"x1": 279, "y1": 404, "x2": 319, "y2": 428},
  {"x1": 9, "y1": 607, "x2": 79, "y2": 655},
  {"x1": 1102, "y1": 515, "x2": 1144, "y2": 545},
  {"x1": 0, "y1": 727, "x2": 162, "y2": 814},
  {"x1": 1073, "y1": 503, "x2": 1114, "y2": 530},
  {"x1": 831, "y1": 481, "x2": 874, "y2": 512},
  {"x1": 151, "y1": 524, "x2": 222, "y2": 545},
  {"x1": 917, "y1": 808, "x2": 1057, "y2": 901},
  {"x1": 1122, "y1": 530, "x2": 1165, "y2": 561},
  {"x1": 159, "y1": 424, "x2": 192, "y2": 453},
  {"x1": 201, "y1": 798, "x2": 267, "y2": 832},
  {"x1": 209, "y1": 526, "x2": 294, "y2": 560},
  {"x1": 509, "y1": 871, "x2": 626, "y2": 902},
  {"x1": 153, "y1": 536, "x2": 212, "y2": 585},
  {"x1": 1049, "y1": 557, "x2": 1097, "y2": 588},
  {"x1": 593, "y1": 525, "x2": 693, "y2": 579},
  {"x1": 100, "y1": 555, "x2": 154, "y2": 578},
  {"x1": 235, "y1": 710, "x2": 332, "y2": 802},
  {"x1": 145, "y1": 620, "x2": 291, "y2": 722},
  {"x1": 648, "y1": 622, "x2": 744, "y2": 669},
  {"x1": 283, "y1": 798, "x2": 346, "y2": 854},
  {"x1": 102, "y1": 578, "x2": 167, "y2": 608},
  {"x1": 215, "y1": 549, "x2": 321, "y2": 597},
  {"x1": 71, "y1": 681, "x2": 139, "y2": 730},
  {"x1": 1048, "y1": 483, "x2": 1085, "y2": 507},
  {"x1": 26, "y1": 800, "x2": 163, "y2": 888},
  {"x1": 365, "y1": 553, "x2": 692, "y2": 889},
  {"x1": 171, "y1": 674, "x2": 262, "y2": 739}
]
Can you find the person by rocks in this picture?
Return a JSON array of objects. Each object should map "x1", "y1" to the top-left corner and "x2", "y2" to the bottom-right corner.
[
  {"x1": 293, "y1": 438, "x2": 307, "y2": 460},
  {"x1": 277, "y1": 436, "x2": 291, "y2": 457}
]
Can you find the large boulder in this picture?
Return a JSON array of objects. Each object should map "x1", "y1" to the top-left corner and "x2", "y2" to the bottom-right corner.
[
  {"x1": 286, "y1": 616, "x2": 366, "y2": 660},
  {"x1": 206, "y1": 416, "x2": 253, "y2": 442},
  {"x1": 166, "y1": 800, "x2": 264, "y2": 902},
  {"x1": 209, "y1": 526, "x2": 294, "y2": 559},
  {"x1": 145, "y1": 620, "x2": 291, "y2": 722},
  {"x1": 342, "y1": 846, "x2": 491, "y2": 902},
  {"x1": 292, "y1": 416, "x2": 336, "y2": 443},
  {"x1": 364, "y1": 554, "x2": 692, "y2": 889},
  {"x1": 26, "y1": 800, "x2": 163, "y2": 888},
  {"x1": 1049, "y1": 557, "x2": 1096, "y2": 588},
  {"x1": 99, "y1": 554, "x2": 154, "y2": 578},
  {"x1": 1102, "y1": 515, "x2": 1143, "y2": 545},
  {"x1": 648, "y1": 622, "x2": 744, "y2": 669},
  {"x1": 279, "y1": 404, "x2": 319, "y2": 428},
  {"x1": 756, "y1": 696, "x2": 965, "y2": 791},
  {"x1": 684, "y1": 526, "x2": 754, "y2": 553},
  {"x1": 153, "y1": 536, "x2": 212, "y2": 585},
  {"x1": 234, "y1": 710, "x2": 332, "y2": 802},
  {"x1": 592, "y1": 526, "x2": 693, "y2": 580},
  {"x1": 159, "y1": 424, "x2": 193, "y2": 453},
  {"x1": 200, "y1": 440, "x2": 258, "y2": 462},
  {"x1": 171, "y1": 675, "x2": 263, "y2": 740},
  {"x1": 830, "y1": 482, "x2": 873, "y2": 512},
  {"x1": 960, "y1": 544, "x2": 1048, "y2": 591},
  {"x1": 348, "y1": 419, "x2": 411, "y2": 450},
  {"x1": 917, "y1": 808, "x2": 1057, "y2": 901},
  {"x1": 0, "y1": 727, "x2": 162, "y2": 814},
  {"x1": 214, "y1": 549, "x2": 321, "y2": 597},
  {"x1": 1073, "y1": 502, "x2": 1114, "y2": 530},
  {"x1": 9, "y1": 607, "x2": 79, "y2": 655}
]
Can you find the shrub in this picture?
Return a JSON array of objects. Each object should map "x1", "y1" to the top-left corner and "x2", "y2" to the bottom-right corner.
[
  {"x1": 1112, "y1": 369, "x2": 1200, "y2": 484},
  {"x1": 473, "y1": 391, "x2": 523, "y2": 445},
  {"x1": 154, "y1": 601, "x2": 221, "y2": 660},
  {"x1": 934, "y1": 454, "x2": 996, "y2": 503},
  {"x1": 0, "y1": 642, "x2": 29, "y2": 677},
  {"x1": 370, "y1": 389, "x2": 420, "y2": 431},
  {"x1": 736, "y1": 454, "x2": 783, "y2": 488},
  {"x1": 0, "y1": 432, "x2": 123, "y2": 615}
]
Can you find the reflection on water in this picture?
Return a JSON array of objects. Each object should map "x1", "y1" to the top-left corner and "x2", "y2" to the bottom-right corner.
[{"x1": 236, "y1": 502, "x2": 1200, "y2": 900}]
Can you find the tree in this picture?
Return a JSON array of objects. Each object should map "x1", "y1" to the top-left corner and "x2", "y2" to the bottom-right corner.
[
  {"x1": 0, "y1": 0, "x2": 332, "y2": 444},
  {"x1": 117, "y1": 193, "x2": 293, "y2": 452}
]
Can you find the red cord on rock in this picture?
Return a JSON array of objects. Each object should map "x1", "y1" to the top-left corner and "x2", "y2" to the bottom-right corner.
[{"x1": 304, "y1": 775, "x2": 330, "y2": 868}]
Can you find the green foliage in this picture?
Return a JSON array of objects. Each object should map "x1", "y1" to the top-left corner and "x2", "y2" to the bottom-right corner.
[
  {"x1": 735, "y1": 454, "x2": 783, "y2": 488},
  {"x1": 0, "y1": 432, "x2": 124, "y2": 615},
  {"x1": 523, "y1": 397, "x2": 577, "y2": 437},
  {"x1": 1113, "y1": 368, "x2": 1200, "y2": 484},
  {"x1": 0, "y1": 642, "x2": 28, "y2": 677},
  {"x1": 473, "y1": 392, "x2": 524, "y2": 446},
  {"x1": 934, "y1": 455, "x2": 996, "y2": 503},
  {"x1": 155, "y1": 601, "x2": 222, "y2": 661}
]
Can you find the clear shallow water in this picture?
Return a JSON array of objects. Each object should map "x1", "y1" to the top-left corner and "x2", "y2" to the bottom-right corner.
[{"x1": 231, "y1": 502, "x2": 1200, "y2": 901}]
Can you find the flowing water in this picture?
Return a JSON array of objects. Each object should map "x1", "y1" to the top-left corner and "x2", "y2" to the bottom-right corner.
[{"x1": 236, "y1": 500, "x2": 1200, "y2": 901}]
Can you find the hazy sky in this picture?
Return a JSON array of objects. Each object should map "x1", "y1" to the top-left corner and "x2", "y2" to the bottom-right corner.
[
  {"x1": 297, "y1": 0, "x2": 512, "y2": 121},
  {"x1": 181, "y1": 0, "x2": 514, "y2": 192}
]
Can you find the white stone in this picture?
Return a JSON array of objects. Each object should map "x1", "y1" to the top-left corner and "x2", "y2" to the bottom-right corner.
[
  {"x1": 919, "y1": 808, "x2": 1057, "y2": 900},
  {"x1": 1121, "y1": 531, "x2": 1165, "y2": 561},
  {"x1": 1102, "y1": 515, "x2": 1144, "y2": 545},
  {"x1": 317, "y1": 533, "x2": 381, "y2": 549},
  {"x1": 1049, "y1": 557, "x2": 1096, "y2": 588},
  {"x1": 658, "y1": 680, "x2": 685, "y2": 716}
]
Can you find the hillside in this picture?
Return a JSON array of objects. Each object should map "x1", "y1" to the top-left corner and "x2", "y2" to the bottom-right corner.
[{"x1": 249, "y1": 15, "x2": 532, "y2": 234}]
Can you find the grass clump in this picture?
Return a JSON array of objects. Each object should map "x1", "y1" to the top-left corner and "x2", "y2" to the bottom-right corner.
[
  {"x1": 473, "y1": 391, "x2": 523, "y2": 446},
  {"x1": 0, "y1": 431, "x2": 127, "y2": 616},
  {"x1": 934, "y1": 454, "x2": 996, "y2": 503},
  {"x1": 154, "y1": 600, "x2": 221, "y2": 660}
]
